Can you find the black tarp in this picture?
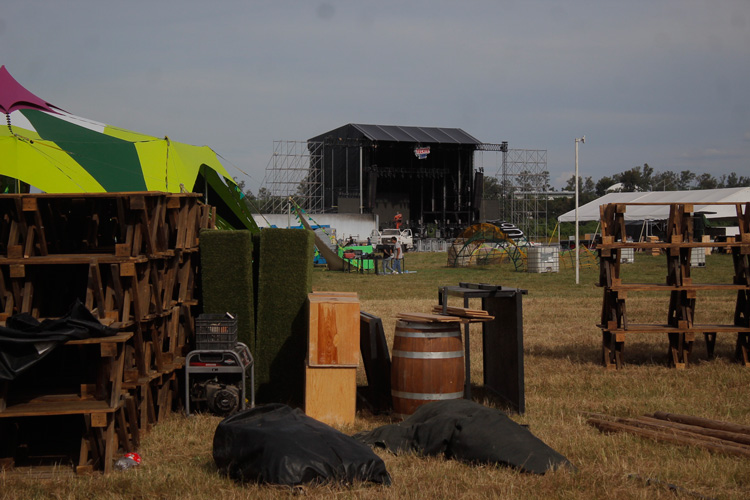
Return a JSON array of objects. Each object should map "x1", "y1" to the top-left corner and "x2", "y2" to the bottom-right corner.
[
  {"x1": 354, "y1": 399, "x2": 574, "y2": 474},
  {"x1": 0, "y1": 299, "x2": 116, "y2": 381},
  {"x1": 213, "y1": 404, "x2": 391, "y2": 486}
]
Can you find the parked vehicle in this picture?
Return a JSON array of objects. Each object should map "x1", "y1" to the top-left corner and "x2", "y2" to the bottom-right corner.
[{"x1": 373, "y1": 228, "x2": 414, "y2": 251}]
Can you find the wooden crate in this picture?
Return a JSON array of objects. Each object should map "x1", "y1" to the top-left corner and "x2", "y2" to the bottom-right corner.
[
  {"x1": 307, "y1": 293, "x2": 360, "y2": 367},
  {"x1": 304, "y1": 365, "x2": 356, "y2": 425}
]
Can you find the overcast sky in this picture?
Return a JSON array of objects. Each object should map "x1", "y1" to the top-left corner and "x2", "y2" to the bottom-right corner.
[{"x1": 3, "y1": 1, "x2": 749, "y2": 191}]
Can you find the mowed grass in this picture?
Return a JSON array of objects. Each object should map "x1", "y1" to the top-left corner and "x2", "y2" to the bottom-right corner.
[{"x1": 2, "y1": 252, "x2": 749, "y2": 499}]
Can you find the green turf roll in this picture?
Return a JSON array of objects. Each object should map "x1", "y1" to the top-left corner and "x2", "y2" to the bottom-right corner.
[
  {"x1": 254, "y1": 228, "x2": 314, "y2": 405},
  {"x1": 199, "y1": 229, "x2": 255, "y2": 351}
]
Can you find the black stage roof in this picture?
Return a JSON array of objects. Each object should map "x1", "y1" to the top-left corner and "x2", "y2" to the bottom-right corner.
[{"x1": 309, "y1": 123, "x2": 482, "y2": 146}]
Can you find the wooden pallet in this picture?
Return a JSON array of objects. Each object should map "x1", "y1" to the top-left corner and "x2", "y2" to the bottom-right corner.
[
  {"x1": 597, "y1": 201, "x2": 750, "y2": 369},
  {"x1": 0, "y1": 193, "x2": 211, "y2": 473}
]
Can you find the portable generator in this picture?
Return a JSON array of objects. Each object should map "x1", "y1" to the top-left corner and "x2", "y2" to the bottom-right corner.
[{"x1": 185, "y1": 313, "x2": 255, "y2": 416}]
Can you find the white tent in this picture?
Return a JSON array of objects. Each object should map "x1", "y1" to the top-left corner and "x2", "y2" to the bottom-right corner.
[{"x1": 558, "y1": 187, "x2": 750, "y2": 222}]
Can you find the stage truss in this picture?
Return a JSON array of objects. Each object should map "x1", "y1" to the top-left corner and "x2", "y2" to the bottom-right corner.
[
  {"x1": 476, "y1": 146, "x2": 549, "y2": 241},
  {"x1": 260, "y1": 140, "x2": 324, "y2": 214},
  {"x1": 262, "y1": 140, "x2": 549, "y2": 240}
]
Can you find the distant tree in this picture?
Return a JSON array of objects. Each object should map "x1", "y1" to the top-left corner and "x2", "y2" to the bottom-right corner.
[
  {"x1": 618, "y1": 164, "x2": 652, "y2": 192},
  {"x1": 651, "y1": 170, "x2": 679, "y2": 191},
  {"x1": 595, "y1": 176, "x2": 618, "y2": 196},
  {"x1": 642, "y1": 163, "x2": 654, "y2": 185},
  {"x1": 547, "y1": 195, "x2": 574, "y2": 220},
  {"x1": 565, "y1": 175, "x2": 596, "y2": 203},
  {"x1": 677, "y1": 170, "x2": 696, "y2": 190},
  {"x1": 514, "y1": 169, "x2": 550, "y2": 193},
  {"x1": 482, "y1": 175, "x2": 502, "y2": 199},
  {"x1": 694, "y1": 173, "x2": 718, "y2": 190},
  {"x1": 555, "y1": 166, "x2": 749, "y2": 196},
  {"x1": 719, "y1": 172, "x2": 750, "y2": 188}
]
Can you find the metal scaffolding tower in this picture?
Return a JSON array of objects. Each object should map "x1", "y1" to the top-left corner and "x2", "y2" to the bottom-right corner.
[
  {"x1": 260, "y1": 140, "x2": 324, "y2": 214},
  {"x1": 477, "y1": 146, "x2": 549, "y2": 241}
]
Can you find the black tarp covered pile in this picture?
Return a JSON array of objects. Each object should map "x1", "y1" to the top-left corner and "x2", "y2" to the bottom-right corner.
[
  {"x1": 213, "y1": 404, "x2": 391, "y2": 486},
  {"x1": 355, "y1": 399, "x2": 574, "y2": 474},
  {"x1": 0, "y1": 299, "x2": 116, "y2": 381}
]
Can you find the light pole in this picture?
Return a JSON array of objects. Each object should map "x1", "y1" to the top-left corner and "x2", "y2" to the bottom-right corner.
[{"x1": 575, "y1": 136, "x2": 585, "y2": 285}]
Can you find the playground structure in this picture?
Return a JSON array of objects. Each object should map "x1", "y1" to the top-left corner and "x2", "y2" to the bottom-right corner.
[
  {"x1": 446, "y1": 221, "x2": 599, "y2": 273},
  {"x1": 291, "y1": 199, "x2": 379, "y2": 273},
  {"x1": 447, "y1": 223, "x2": 527, "y2": 271}
]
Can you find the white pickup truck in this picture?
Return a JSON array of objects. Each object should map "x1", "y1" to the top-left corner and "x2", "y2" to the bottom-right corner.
[{"x1": 375, "y1": 228, "x2": 414, "y2": 251}]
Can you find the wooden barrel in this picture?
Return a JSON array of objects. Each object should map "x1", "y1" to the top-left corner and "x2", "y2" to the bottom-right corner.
[{"x1": 391, "y1": 320, "x2": 465, "y2": 418}]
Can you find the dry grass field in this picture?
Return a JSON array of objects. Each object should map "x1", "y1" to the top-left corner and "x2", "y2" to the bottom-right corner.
[{"x1": 2, "y1": 251, "x2": 749, "y2": 499}]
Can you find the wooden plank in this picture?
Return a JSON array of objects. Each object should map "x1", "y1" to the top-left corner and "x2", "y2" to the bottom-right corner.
[
  {"x1": 431, "y1": 305, "x2": 489, "y2": 316},
  {"x1": 100, "y1": 343, "x2": 118, "y2": 358},
  {"x1": 21, "y1": 197, "x2": 38, "y2": 211},
  {"x1": 125, "y1": 396, "x2": 140, "y2": 447},
  {"x1": 0, "y1": 254, "x2": 147, "y2": 266},
  {"x1": 31, "y1": 204, "x2": 48, "y2": 256},
  {"x1": 598, "y1": 323, "x2": 750, "y2": 334},
  {"x1": 0, "y1": 399, "x2": 118, "y2": 418},
  {"x1": 77, "y1": 436, "x2": 91, "y2": 473},
  {"x1": 312, "y1": 291, "x2": 358, "y2": 297},
  {"x1": 87, "y1": 260, "x2": 106, "y2": 319},
  {"x1": 20, "y1": 281, "x2": 33, "y2": 314},
  {"x1": 173, "y1": 200, "x2": 189, "y2": 249},
  {"x1": 588, "y1": 417, "x2": 750, "y2": 458},
  {"x1": 397, "y1": 312, "x2": 462, "y2": 323},
  {"x1": 91, "y1": 412, "x2": 108, "y2": 428},
  {"x1": 304, "y1": 365, "x2": 357, "y2": 425},
  {"x1": 102, "y1": 415, "x2": 116, "y2": 474},
  {"x1": 0, "y1": 381, "x2": 7, "y2": 412},
  {"x1": 7, "y1": 245, "x2": 22, "y2": 259},
  {"x1": 10, "y1": 264, "x2": 24, "y2": 278}
]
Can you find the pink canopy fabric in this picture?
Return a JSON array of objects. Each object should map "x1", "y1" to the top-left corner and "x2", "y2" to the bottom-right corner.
[{"x1": 0, "y1": 65, "x2": 58, "y2": 115}]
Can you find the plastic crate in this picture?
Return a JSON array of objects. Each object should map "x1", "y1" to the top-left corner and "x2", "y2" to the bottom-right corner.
[{"x1": 195, "y1": 313, "x2": 238, "y2": 350}]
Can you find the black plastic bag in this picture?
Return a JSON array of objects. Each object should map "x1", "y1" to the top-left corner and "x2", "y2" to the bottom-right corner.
[
  {"x1": 213, "y1": 404, "x2": 391, "y2": 486},
  {"x1": 355, "y1": 399, "x2": 574, "y2": 474},
  {"x1": 0, "y1": 299, "x2": 116, "y2": 381}
]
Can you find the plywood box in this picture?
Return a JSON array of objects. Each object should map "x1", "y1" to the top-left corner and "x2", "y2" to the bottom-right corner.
[
  {"x1": 308, "y1": 293, "x2": 360, "y2": 367},
  {"x1": 304, "y1": 365, "x2": 356, "y2": 425}
]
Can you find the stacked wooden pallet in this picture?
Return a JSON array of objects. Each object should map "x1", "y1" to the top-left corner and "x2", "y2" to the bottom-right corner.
[
  {"x1": 0, "y1": 192, "x2": 213, "y2": 473},
  {"x1": 597, "y1": 201, "x2": 750, "y2": 369}
]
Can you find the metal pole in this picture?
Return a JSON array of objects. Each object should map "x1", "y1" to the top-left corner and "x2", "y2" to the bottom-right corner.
[
  {"x1": 359, "y1": 146, "x2": 363, "y2": 215},
  {"x1": 574, "y1": 136, "x2": 585, "y2": 285}
]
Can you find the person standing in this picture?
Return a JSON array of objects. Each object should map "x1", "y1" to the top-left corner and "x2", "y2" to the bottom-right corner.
[
  {"x1": 381, "y1": 242, "x2": 394, "y2": 274},
  {"x1": 391, "y1": 237, "x2": 403, "y2": 274}
]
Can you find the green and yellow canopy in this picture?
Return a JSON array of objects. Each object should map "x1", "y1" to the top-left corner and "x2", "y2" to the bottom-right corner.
[{"x1": 0, "y1": 65, "x2": 257, "y2": 231}]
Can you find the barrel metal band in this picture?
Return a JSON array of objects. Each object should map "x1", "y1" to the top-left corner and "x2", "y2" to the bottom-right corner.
[
  {"x1": 392, "y1": 350, "x2": 464, "y2": 359},
  {"x1": 395, "y1": 330, "x2": 461, "y2": 339},
  {"x1": 391, "y1": 390, "x2": 464, "y2": 400}
]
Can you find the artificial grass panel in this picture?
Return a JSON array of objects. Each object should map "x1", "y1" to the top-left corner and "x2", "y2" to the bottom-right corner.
[
  {"x1": 254, "y1": 228, "x2": 314, "y2": 405},
  {"x1": 199, "y1": 229, "x2": 255, "y2": 351},
  {"x1": 252, "y1": 232, "x2": 261, "y2": 330}
]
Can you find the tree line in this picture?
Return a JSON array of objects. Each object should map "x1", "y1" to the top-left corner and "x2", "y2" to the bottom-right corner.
[
  {"x1": 564, "y1": 163, "x2": 750, "y2": 200},
  {"x1": 484, "y1": 164, "x2": 749, "y2": 221}
]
